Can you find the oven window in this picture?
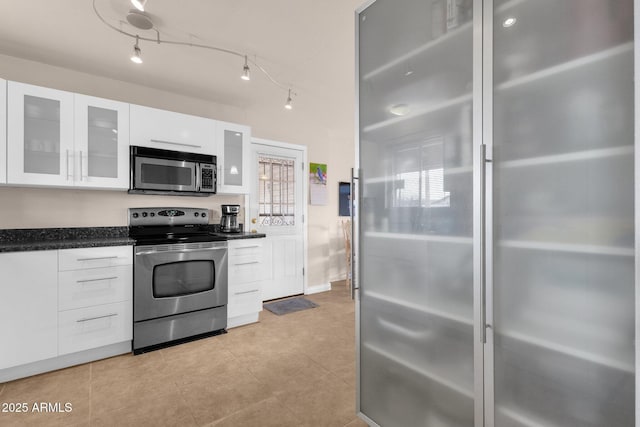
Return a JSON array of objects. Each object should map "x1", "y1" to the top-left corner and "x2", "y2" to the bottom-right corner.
[
  {"x1": 142, "y1": 163, "x2": 194, "y2": 186},
  {"x1": 152, "y1": 260, "x2": 215, "y2": 298}
]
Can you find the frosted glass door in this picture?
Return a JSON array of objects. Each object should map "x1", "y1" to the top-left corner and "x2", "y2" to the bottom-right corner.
[
  {"x1": 357, "y1": 0, "x2": 475, "y2": 425},
  {"x1": 7, "y1": 82, "x2": 74, "y2": 186},
  {"x1": 74, "y1": 94, "x2": 129, "y2": 189},
  {"x1": 491, "y1": 1, "x2": 635, "y2": 425}
]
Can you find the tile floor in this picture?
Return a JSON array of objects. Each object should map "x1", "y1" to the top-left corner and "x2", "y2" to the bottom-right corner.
[{"x1": 0, "y1": 284, "x2": 368, "y2": 427}]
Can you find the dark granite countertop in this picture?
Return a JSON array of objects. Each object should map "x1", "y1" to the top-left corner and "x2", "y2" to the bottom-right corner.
[
  {"x1": 0, "y1": 227, "x2": 134, "y2": 253},
  {"x1": 0, "y1": 227, "x2": 264, "y2": 253}
]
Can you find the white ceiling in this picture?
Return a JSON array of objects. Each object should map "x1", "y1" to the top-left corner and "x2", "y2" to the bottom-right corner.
[{"x1": 0, "y1": 0, "x2": 363, "y2": 114}]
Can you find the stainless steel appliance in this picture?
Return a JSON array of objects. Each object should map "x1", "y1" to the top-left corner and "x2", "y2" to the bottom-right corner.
[
  {"x1": 220, "y1": 204, "x2": 241, "y2": 233},
  {"x1": 129, "y1": 146, "x2": 216, "y2": 196},
  {"x1": 129, "y1": 207, "x2": 227, "y2": 353}
]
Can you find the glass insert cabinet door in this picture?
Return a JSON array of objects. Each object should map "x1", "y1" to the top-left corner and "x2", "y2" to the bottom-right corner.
[
  {"x1": 217, "y1": 122, "x2": 250, "y2": 194},
  {"x1": 490, "y1": 0, "x2": 635, "y2": 426},
  {"x1": 74, "y1": 94, "x2": 130, "y2": 189},
  {"x1": 357, "y1": 0, "x2": 475, "y2": 425},
  {"x1": 7, "y1": 82, "x2": 74, "y2": 186}
]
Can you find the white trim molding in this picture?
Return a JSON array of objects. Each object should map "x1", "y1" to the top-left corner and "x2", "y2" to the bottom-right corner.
[{"x1": 305, "y1": 283, "x2": 331, "y2": 295}]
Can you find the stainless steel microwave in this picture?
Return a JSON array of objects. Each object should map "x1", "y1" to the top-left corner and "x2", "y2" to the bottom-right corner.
[{"x1": 129, "y1": 146, "x2": 216, "y2": 196}]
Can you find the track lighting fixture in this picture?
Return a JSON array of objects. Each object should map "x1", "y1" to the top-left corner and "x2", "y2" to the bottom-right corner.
[
  {"x1": 131, "y1": 36, "x2": 143, "y2": 64},
  {"x1": 93, "y1": 0, "x2": 298, "y2": 109},
  {"x1": 241, "y1": 56, "x2": 251, "y2": 81},
  {"x1": 131, "y1": 0, "x2": 147, "y2": 12},
  {"x1": 284, "y1": 89, "x2": 293, "y2": 110}
]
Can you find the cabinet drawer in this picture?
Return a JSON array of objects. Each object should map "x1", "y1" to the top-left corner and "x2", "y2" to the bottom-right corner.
[
  {"x1": 229, "y1": 240, "x2": 263, "y2": 257},
  {"x1": 229, "y1": 259, "x2": 263, "y2": 284},
  {"x1": 58, "y1": 301, "x2": 132, "y2": 355},
  {"x1": 228, "y1": 282, "x2": 262, "y2": 318},
  {"x1": 59, "y1": 246, "x2": 132, "y2": 271},
  {"x1": 59, "y1": 265, "x2": 132, "y2": 311}
]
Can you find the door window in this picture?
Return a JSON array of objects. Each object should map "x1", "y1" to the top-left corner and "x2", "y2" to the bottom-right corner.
[{"x1": 258, "y1": 155, "x2": 295, "y2": 226}]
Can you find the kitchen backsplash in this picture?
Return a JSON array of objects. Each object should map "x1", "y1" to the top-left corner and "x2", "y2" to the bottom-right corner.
[{"x1": 0, "y1": 187, "x2": 244, "y2": 229}]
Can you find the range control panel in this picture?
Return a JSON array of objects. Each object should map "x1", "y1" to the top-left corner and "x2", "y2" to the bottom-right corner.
[
  {"x1": 128, "y1": 207, "x2": 209, "y2": 227},
  {"x1": 200, "y1": 164, "x2": 216, "y2": 192}
]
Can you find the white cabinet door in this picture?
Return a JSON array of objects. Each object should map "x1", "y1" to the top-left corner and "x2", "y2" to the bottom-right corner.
[
  {"x1": 0, "y1": 79, "x2": 6, "y2": 184},
  {"x1": 59, "y1": 246, "x2": 133, "y2": 271},
  {"x1": 216, "y1": 121, "x2": 250, "y2": 194},
  {"x1": 130, "y1": 104, "x2": 216, "y2": 155},
  {"x1": 7, "y1": 82, "x2": 75, "y2": 186},
  {"x1": 0, "y1": 251, "x2": 58, "y2": 369},
  {"x1": 74, "y1": 95, "x2": 129, "y2": 189}
]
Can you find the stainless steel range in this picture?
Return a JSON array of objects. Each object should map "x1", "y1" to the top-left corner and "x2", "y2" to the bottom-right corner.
[{"x1": 129, "y1": 207, "x2": 228, "y2": 354}]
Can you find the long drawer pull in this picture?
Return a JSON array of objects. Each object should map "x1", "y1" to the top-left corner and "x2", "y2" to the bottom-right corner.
[
  {"x1": 76, "y1": 313, "x2": 118, "y2": 323},
  {"x1": 150, "y1": 139, "x2": 202, "y2": 149},
  {"x1": 76, "y1": 256, "x2": 119, "y2": 262},
  {"x1": 234, "y1": 289, "x2": 259, "y2": 295},
  {"x1": 77, "y1": 276, "x2": 118, "y2": 284},
  {"x1": 235, "y1": 245, "x2": 260, "y2": 249},
  {"x1": 234, "y1": 261, "x2": 260, "y2": 266}
]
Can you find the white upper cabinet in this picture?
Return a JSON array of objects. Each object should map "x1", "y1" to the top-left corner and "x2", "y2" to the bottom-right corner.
[
  {"x1": 0, "y1": 79, "x2": 6, "y2": 184},
  {"x1": 130, "y1": 104, "x2": 216, "y2": 155},
  {"x1": 216, "y1": 121, "x2": 250, "y2": 194},
  {"x1": 7, "y1": 81, "x2": 75, "y2": 186},
  {"x1": 74, "y1": 95, "x2": 129, "y2": 189},
  {"x1": 7, "y1": 82, "x2": 129, "y2": 189}
]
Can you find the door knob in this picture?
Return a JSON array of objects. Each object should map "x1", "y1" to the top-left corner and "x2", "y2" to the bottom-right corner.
[{"x1": 251, "y1": 218, "x2": 257, "y2": 224}]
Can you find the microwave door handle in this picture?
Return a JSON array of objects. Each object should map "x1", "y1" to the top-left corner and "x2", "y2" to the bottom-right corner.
[{"x1": 195, "y1": 163, "x2": 202, "y2": 192}]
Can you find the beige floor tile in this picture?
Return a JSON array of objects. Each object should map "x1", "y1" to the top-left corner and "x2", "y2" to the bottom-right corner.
[
  {"x1": 91, "y1": 387, "x2": 196, "y2": 427},
  {"x1": 178, "y1": 370, "x2": 273, "y2": 425},
  {"x1": 208, "y1": 396, "x2": 302, "y2": 427}
]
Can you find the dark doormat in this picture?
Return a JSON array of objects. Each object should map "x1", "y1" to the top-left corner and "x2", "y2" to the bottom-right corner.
[{"x1": 263, "y1": 297, "x2": 318, "y2": 315}]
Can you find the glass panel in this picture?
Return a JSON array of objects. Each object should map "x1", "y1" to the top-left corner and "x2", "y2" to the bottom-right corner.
[
  {"x1": 87, "y1": 106, "x2": 118, "y2": 178},
  {"x1": 492, "y1": 1, "x2": 635, "y2": 425},
  {"x1": 141, "y1": 163, "x2": 193, "y2": 186},
  {"x1": 153, "y1": 261, "x2": 214, "y2": 298},
  {"x1": 23, "y1": 95, "x2": 60, "y2": 175},
  {"x1": 224, "y1": 130, "x2": 243, "y2": 186},
  {"x1": 358, "y1": 0, "x2": 474, "y2": 425},
  {"x1": 258, "y1": 155, "x2": 295, "y2": 226}
]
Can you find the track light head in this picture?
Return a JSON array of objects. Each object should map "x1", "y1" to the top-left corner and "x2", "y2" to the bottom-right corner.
[
  {"x1": 131, "y1": 0, "x2": 147, "y2": 12},
  {"x1": 131, "y1": 36, "x2": 143, "y2": 64},
  {"x1": 284, "y1": 89, "x2": 293, "y2": 110},
  {"x1": 241, "y1": 56, "x2": 250, "y2": 81}
]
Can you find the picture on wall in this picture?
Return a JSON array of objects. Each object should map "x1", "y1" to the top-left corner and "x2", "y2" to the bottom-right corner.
[{"x1": 309, "y1": 162, "x2": 328, "y2": 205}]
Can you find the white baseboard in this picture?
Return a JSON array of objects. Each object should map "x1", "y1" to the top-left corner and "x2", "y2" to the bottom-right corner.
[{"x1": 305, "y1": 282, "x2": 331, "y2": 295}]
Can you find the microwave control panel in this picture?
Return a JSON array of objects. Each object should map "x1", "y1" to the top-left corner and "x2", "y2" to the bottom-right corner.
[{"x1": 200, "y1": 164, "x2": 216, "y2": 192}]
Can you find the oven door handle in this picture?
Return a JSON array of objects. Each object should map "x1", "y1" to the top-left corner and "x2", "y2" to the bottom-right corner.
[{"x1": 135, "y1": 247, "x2": 227, "y2": 256}]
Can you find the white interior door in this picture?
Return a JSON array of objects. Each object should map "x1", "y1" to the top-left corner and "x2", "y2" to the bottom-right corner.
[{"x1": 249, "y1": 140, "x2": 305, "y2": 301}]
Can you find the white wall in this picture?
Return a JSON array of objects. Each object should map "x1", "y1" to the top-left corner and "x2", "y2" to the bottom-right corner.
[{"x1": 0, "y1": 53, "x2": 355, "y2": 288}]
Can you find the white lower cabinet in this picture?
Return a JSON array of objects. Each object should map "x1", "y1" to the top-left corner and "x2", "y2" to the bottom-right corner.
[
  {"x1": 227, "y1": 238, "x2": 265, "y2": 328},
  {"x1": 0, "y1": 250, "x2": 58, "y2": 370},
  {"x1": 0, "y1": 245, "x2": 133, "y2": 381}
]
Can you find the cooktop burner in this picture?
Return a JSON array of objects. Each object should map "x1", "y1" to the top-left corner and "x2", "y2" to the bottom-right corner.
[{"x1": 128, "y1": 207, "x2": 226, "y2": 245}]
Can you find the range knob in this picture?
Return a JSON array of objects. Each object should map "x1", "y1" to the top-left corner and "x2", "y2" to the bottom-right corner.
[
  {"x1": 201, "y1": 212, "x2": 207, "y2": 218},
  {"x1": 150, "y1": 212, "x2": 155, "y2": 217},
  {"x1": 194, "y1": 212, "x2": 199, "y2": 217},
  {"x1": 142, "y1": 212, "x2": 148, "y2": 217},
  {"x1": 132, "y1": 213, "x2": 139, "y2": 219}
]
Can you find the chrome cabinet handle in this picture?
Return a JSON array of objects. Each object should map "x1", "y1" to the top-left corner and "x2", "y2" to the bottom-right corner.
[
  {"x1": 351, "y1": 167, "x2": 359, "y2": 300},
  {"x1": 150, "y1": 139, "x2": 202, "y2": 149},
  {"x1": 77, "y1": 276, "x2": 118, "y2": 284},
  {"x1": 234, "y1": 261, "x2": 259, "y2": 266},
  {"x1": 235, "y1": 245, "x2": 260, "y2": 249},
  {"x1": 77, "y1": 256, "x2": 119, "y2": 261},
  {"x1": 76, "y1": 313, "x2": 118, "y2": 323},
  {"x1": 66, "y1": 150, "x2": 73, "y2": 181},
  {"x1": 234, "y1": 289, "x2": 259, "y2": 295},
  {"x1": 79, "y1": 150, "x2": 84, "y2": 181}
]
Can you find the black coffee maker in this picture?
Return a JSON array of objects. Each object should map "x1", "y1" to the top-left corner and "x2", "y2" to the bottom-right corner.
[{"x1": 220, "y1": 204, "x2": 241, "y2": 233}]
